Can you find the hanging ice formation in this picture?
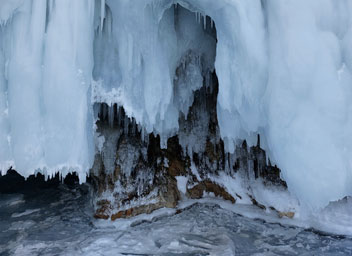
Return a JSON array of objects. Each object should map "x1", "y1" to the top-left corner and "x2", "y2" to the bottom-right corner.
[{"x1": 0, "y1": 0, "x2": 352, "y2": 209}]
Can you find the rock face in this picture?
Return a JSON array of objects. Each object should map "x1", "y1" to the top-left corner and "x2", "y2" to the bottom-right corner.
[
  {"x1": 91, "y1": 66, "x2": 287, "y2": 220},
  {"x1": 187, "y1": 180, "x2": 236, "y2": 203}
]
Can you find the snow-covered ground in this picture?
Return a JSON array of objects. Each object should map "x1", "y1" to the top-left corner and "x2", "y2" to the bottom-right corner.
[{"x1": 1, "y1": 184, "x2": 351, "y2": 256}]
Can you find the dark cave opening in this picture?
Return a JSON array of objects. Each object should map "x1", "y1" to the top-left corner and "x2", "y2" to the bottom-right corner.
[{"x1": 0, "y1": 168, "x2": 80, "y2": 194}]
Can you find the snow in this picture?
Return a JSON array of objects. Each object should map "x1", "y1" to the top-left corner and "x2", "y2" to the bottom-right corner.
[{"x1": 0, "y1": 0, "x2": 352, "y2": 210}]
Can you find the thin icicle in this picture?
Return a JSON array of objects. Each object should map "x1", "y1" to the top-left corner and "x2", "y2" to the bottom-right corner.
[
  {"x1": 141, "y1": 126, "x2": 145, "y2": 142},
  {"x1": 109, "y1": 104, "x2": 114, "y2": 127},
  {"x1": 102, "y1": 104, "x2": 107, "y2": 121},
  {"x1": 131, "y1": 118, "x2": 136, "y2": 136},
  {"x1": 205, "y1": 72, "x2": 209, "y2": 88},
  {"x1": 100, "y1": 0, "x2": 105, "y2": 32},
  {"x1": 124, "y1": 115, "x2": 129, "y2": 135},
  {"x1": 144, "y1": 129, "x2": 149, "y2": 144},
  {"x1": 117, "y1": 106, "x2": 122, "y2": 127},
  {"x1": 203, "y1": 15, "x2": 206, "y2": 30}
]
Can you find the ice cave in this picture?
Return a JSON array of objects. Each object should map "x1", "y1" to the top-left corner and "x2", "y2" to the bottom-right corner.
[{"x1": 0, "y1": 0, "x2": 352, "y2": 255}]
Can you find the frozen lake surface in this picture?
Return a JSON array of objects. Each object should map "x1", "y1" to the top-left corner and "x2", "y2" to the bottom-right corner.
[{"x1": 1, "y1": 184, "x2": 352, "y2": 256}]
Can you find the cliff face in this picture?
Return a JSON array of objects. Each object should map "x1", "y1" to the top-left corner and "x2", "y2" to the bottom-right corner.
[{"x1": 91, "y1": 69, "x2": 287, "y2": 220}]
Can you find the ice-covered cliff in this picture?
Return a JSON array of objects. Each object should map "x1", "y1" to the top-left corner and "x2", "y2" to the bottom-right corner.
[{"x1": 1, "y1": 0, "x2": 352, "y2": 209}]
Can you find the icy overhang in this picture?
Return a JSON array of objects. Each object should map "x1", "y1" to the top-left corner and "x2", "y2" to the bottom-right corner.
[{"x1": 0, "y1": 0, "x2": 352, "y2": 208}]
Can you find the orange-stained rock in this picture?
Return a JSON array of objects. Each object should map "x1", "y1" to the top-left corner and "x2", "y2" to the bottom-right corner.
[
  {"x1": 94, "y1": 200, "x2": 112, "y2": 219},
  {"x1": 94, "y1": 213, "x2": 109, "y2": 220},
  {"x1": 187, "y1": 180, "x2": 235, "y2": 204},
  {"x1": 111, "y1": 211, "x2": 124, "y2": 221},
  {"x1": 126, "y1": 208, "x2": 133, "y2": 217},
  {"x1": 278, "y1": 211, "x2": 295, "y2": 219}
]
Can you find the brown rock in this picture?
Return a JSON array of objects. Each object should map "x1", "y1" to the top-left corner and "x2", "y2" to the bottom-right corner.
[
  {"x1": 205, "y1": 140, "x2": 218, "y2": 162},
  {"x1": 187, "y1": 180, "x2": 236, "y2": 204},
  {"x1": 94, "y1": 200, "x2": 112, "y2": 219},
  {"x1": 168, "y1": 159, "x2": 187, "y2": 177},
  {"x1": 161, "y1": 178, "x2": 181, "y2": 208},
  {"x1": 187, "y1": 183, "x2": 205, "y2": 199},
  {"x1": 94, "y1": 213, "x2": 109, "y2": 220},
  {"x1": 96, "y1": 199, "x2": 111, "y2": 206},
  {"x1": 278, "y1": 211, "x2": 295, "y2": 219},
  {"x1": 125, "y1": 208, "x2": 133, "y2": 217},
  {"x1": 111, "y1": 211, "x2": 124, "y2": 221},
  {"x1": 203, "y1": 180, "x2": 236, "y2": 203},
  {"x1": 248, "y1": 195, "x2": 266, "y2": 210}
]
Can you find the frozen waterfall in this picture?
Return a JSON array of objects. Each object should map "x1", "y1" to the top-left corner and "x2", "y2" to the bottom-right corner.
[{"x1": 1, "y1": 0, "x2": 352, "y2": 209}]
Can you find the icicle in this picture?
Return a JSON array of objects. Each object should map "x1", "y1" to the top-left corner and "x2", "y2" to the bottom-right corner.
[
  {"x1": 93, "y1": 103, "x2": 99, "y2": 120},
  {"x1": 196, "y1": 12, "x2": 200, "y2": 24},
  {"x1": 98, "y1": 104, "x2": 102, "y2": 120},
  {"x1": 203, "y1": 15, "x2": 206, "y2": 30},
  {"x1": 144, "y1": 130, "x2": 149, "y2": 144},
  {"x1": 109, "y1": 104, "x2": 114, "y2": 127},
  {"x1": 131, "y1": 118, "x2": 136, "y2": 136},
  {"x1": 102, "y1": 104, "x2": 107, "y2": 122},
  {"x1": 117, "y1": 107, "x2": 122, "y2": 127},
  {"x1": 205, "y1": 72, "x2": 209, "y2": 88},
  {"x1": 141, "y1": 127, "x2": 145, "y2": 142},
  {"x1": 124, "y1": 115, "x2": 129, "y2": 135},
  {"x1": 209, "y1": 73, "x2": 214, "y2": 94},
  {"x1": 100, "y1": 0, "x2": 105, "y2": 32},
  {"x1": 160, "y1": 135, "x2": 167, "y2": 149}
]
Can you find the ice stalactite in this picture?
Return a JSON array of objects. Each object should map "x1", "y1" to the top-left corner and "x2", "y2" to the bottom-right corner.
[
  {"x1": 2, "y1": 0, "x2": 46, "y2": 175},
  {"x1": 0, "y1": 0, "x2": 95, "y2": 181}
]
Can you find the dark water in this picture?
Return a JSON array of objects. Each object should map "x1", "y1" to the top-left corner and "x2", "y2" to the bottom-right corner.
[{"x1": 0, "y1": 179, "x2": 352, "y2": 255}]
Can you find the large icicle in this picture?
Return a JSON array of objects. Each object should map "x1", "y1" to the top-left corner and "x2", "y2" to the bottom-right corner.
[
  {"x1": 2, "y1": 0, "x2": 47, "y2": 175},
  {"x1": 41, "y1": 0, "x2": 95, "y2": 181}
]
